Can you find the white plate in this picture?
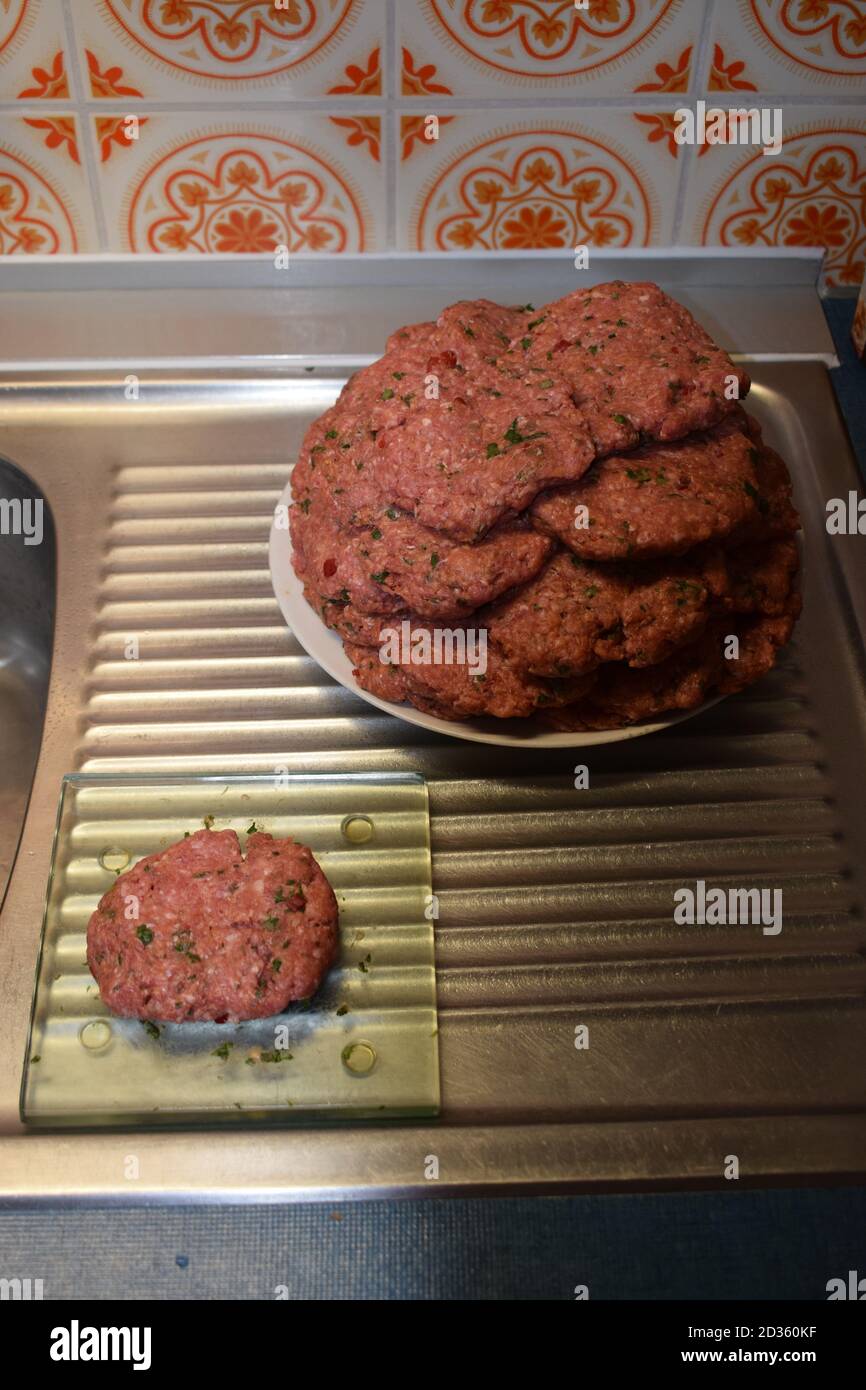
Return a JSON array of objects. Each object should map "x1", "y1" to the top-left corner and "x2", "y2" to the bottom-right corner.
[{"x1": 269, "y1": 477, "x2": 721, "y2": 749}]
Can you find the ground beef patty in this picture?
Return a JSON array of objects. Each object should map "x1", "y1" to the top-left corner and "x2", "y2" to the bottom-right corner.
[
  {"x1": 546, "y1": 599, "x2": 801, "y2": 731},
  {"x1": 530, "y1": 414, "x2": 798, "y2": 562},
  {"x1": 291, "y1": 485, "x2": 552, "y2": 620},
  {"x1": 484, "y1": 546, "x2": 730, "y2": 678},
  {"x1": 86, "y1": 829, "x2": 339, "y2": 1023},
  {"x1": 494, "y1": 537, "x2": 799, "y2": 681},
  {"x1": 523, "y1": 281, "x2": 750, "y2": 454},
  {"x1": 344, "y1": 630, "x2": 593, "y2": 721}
]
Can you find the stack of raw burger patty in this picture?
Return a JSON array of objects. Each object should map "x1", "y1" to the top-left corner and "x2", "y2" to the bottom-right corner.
[{"x1": 290, "y1": 281, "x2": 801, "y2": 728}]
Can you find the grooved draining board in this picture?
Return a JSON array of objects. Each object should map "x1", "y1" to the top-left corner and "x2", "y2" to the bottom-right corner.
[
  {"x1": 1, "y1": 352, "x2": 865, "y2": 1195},
  {"x1": 79, "y1": 366, "x2": 866, "y2": 1125}
]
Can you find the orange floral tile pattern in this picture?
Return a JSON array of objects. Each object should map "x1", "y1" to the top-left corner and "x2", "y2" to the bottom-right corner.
[
  {"x1": 18, "y1": 49, "x2": 69, "y2": 97},
  {"x1": 84, "y1": 49, "x2": 151, "y2": 160},
  {"x1": 97, "y1": 114, "x2": 151, "y2": 164},
  {"x1": 0, "y1": 1, "x2": 28, "y2": 58},
  {"x1": 22, "y1": 113, "x2": 79, "y2": 164},
  {"x1": 328, "y1": 44, "x2": 381, "y2": 94},
  {"x1": 426, "y1": 0, "x2": 678, "y2": 78},
  {"x1": 16, "y1": 51, "x2": 79, "y2": 164},
  {"x1": 708, "y1": 41, "x2": 758, "y2": 91},
  {"x1": 329, "y1": 113, "x2": 381, "y2": 162},
  {"x1": 401, "y1": 48, "x2": 454, "y2": 159},
  {"x1": 402, "y1": 112, "x2": 455, "y2": 161},
  {"x1": 703, "y1": 128, "x2": 866, "y2": 287},
  {"x1": 415, "y1": 128, "x2": 654, "y2": 250},
  {"x1": 86, "y1": 48, "x2": 145, "y2": 98},
  {"x1": 100, "y1": 0, "x2": 354, "y2": 80},
  {"x1": 634, "y1": 42, "x2": 691, "y2": 91},
  {"x1": 125, "y1": 132, "x2": 367, "y2": 253},
  {"x1": 633, "y1": 110, "x2": 682, "y2": 159},
  {"x1": 0, "y1": 144, "x2": 78, "y2": 252},
  {"x1": 401, "y1": 44, "x2": 452, "y2": 96},
  {"x1": 0, "y1": 2, "x2": 862, "y2": 261},
  {"x1": 747, "y1": 0, "x2": 866, "y2": 78},
  {"x1": 327, "y1": 47, "x2": 382, "y2": 161}
]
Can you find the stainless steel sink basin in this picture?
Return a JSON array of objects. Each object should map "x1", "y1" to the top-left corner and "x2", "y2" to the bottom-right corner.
[
  {"x1": 0, "y1": 251, "x2": 864, "y2": 1204},
  {"x1": 0, "y1": 459, "x2": 54, "y2": 907}
]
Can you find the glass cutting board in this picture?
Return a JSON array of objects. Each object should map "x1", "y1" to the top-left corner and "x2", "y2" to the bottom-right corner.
[{"x1": 21, "y1": 773, "x2": 439, "y2": 1127}]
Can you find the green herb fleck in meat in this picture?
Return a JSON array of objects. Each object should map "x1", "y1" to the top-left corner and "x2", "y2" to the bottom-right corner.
[
  {"x1": 136, "y1": 925, "x2": 153, "y2": 945},
  {"x1": 504, "y1": 419, "x2": 547, "y2": 447},
  {"x1": 744, "y1": 479, "x2": 769, "y2": 516}
]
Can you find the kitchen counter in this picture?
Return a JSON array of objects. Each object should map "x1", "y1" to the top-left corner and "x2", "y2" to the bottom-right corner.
[{"x1": 0, "y1": 262, "x2": 863, "y2": 1297}]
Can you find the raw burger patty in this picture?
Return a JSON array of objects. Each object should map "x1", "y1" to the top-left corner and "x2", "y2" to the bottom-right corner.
[
  {"x1": 530, "y1": 414, "x2": 798, "y2": 562},
  {"x1": 520, "y1": 281, "x2": 750, "y2": 454},
  {"x1": 290, "y1": 486, "x2": 552, "y2": 620},
  {"x1": 486, "y1": 536, "x2": 800, "y2": 679},
  {"x1": 86, "y1": 829, "x2": 339, "y2": 1023},
  {"x1": 546, "y1": 598, "x2": 801, "y2": 732},
  {"x1": 344, "y1": 629, "x2": 593, "y2": 721},
  {"x1": 485, "y1": 546, "x2": 730, "y2": 678}
]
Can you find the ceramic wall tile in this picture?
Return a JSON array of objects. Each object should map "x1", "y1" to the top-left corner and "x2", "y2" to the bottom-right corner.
[
  {"x1": 0, "y1": 0, "x2": 75, "y2": 103},
  {"x1": 68, "y1": 0, "x2": 383, "y2": 100},
  {"x1": 398, "y1": 0, "x2": 702, "y2": 97},
  {"x1": 89, "y1": 111, "x2": 387, "y2": 252},
  {"x1": 0, "y1": 111, "x2": 98, "y2": 252},
  {"x1": 708, "y1": 0, "x2": 866, "y2": 95},
  {"x1": 396, "y1": 109, "x2": 683, "y2": 251},
  {"x1": 679, "y1": 109, "x2": 866, "y2": 288}
]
